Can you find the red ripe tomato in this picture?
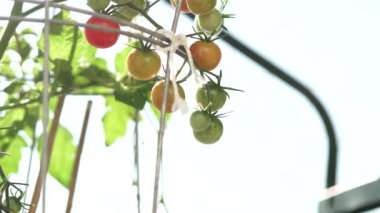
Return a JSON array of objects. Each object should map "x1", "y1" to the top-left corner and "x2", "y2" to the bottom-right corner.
[
  {"x1": 190, "y1": 40, "x2": 221, "y2": 71},
  {"x1": 170, "y1": 0, "x2": 191, "y2": 13},
  {"x1": 151, "y1": 80, "x2": 185, "y2": 113},
  {"x1": 84, "y1": 16, "x2": 120, "y2": 48}
]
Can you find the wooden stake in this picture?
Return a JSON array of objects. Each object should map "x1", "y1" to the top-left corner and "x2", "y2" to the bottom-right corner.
[
  {"x1": 29, "y1": 95, "x2": 65, "y2": 213},
  {"x1": 65, "y1": 100, "x2": 92, "y2": 213}
]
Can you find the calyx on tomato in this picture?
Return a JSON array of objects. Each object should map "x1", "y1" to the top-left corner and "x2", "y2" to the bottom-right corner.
[{"x1": 196, "y1": 83, "x2": 227, "y2": 112}]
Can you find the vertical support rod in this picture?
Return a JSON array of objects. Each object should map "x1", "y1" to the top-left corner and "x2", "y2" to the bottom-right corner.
[
  {"x1": 41, "y1": 0, "x2": 50, "y2": 212},
  {"x1": 152, "y1": 0, "x2": 183, "y2": 212}
]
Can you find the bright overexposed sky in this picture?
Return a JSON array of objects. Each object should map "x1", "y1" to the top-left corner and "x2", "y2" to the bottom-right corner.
[{"x1": 1, "y1": 0, "x2": 380, "y2": 213}]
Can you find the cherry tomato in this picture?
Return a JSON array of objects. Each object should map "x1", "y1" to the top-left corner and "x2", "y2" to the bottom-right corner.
[
  {"x1": 170, "y1": 0, "x2": 191, "y2": 13},
  {"x1": 2, "y1": 196, "x2": 22, "y2": 213},
  {"x1": 193, "y1": 116, "x2": 223, "y2": 144},
  {"x1": 87, "y1": 0, "x2": 110, "y2": 11},
  {"x1": 196, "y1": 84, "x2": 227, "y2": 111},
  {"x1": 151, "y1": 80, "x2": 185, "y2": 113},
  {"x1": 187, "y1": 0, "x2": 216, "y2": 15},
  {"x1": 190, "y1": 110, "x2": 211, "y2": 132},
  {"x1": 190, "y1": 40, "x2": 221, "y2": 71},
  {"x1": 127, "y1": 49, "x2": 161, "y2": 80},
  {"x1": 197, "y1": 9, "x2": 223, "y2": 33},
  {"x1": 84, "y1": 16, "x2": 120, "y2": 48}
]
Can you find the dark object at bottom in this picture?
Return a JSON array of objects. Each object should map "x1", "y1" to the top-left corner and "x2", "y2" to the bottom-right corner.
[{"x1": 319, "y1": 178, "x2": 380, "y2": 213}]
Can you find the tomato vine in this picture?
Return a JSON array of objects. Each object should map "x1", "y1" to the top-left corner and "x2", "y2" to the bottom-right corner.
[{"x1": 0, "y1": 0, "x2": 239, "y2": 212}]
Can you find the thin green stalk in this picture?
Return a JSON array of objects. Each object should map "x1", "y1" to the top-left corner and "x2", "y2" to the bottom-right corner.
[
  {"x1": 0, "y1": 1, "x2": 23, "y2": 60},
  {"x1": 126, "y1": 3, "x2": 163, "y2": 29}
]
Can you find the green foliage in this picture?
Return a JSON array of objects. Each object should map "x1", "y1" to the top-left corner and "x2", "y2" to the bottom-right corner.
[
  {"x1": 115, "y1": 45, "x2": 134, "y2": 75},
  {"x1": 0, "y1": 135, "x2": 27, "y2": 176},
  {"x1": 47, "y1": 125, "x2": 76, "y2": 188},
  {"x1": 0, "y1": 3, "x2": 161, "y2": 186},
  {"x1": 102, "y1": 96, "x2": 134, "y2": 146},
  {"x1": 37, "y1": 10, "x2": 96, "y2": 72}
]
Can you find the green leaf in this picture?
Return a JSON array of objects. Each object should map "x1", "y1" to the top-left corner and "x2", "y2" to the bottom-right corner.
[
  {"x1": 76, "y1": 58, "x2": 116, "y2": 86},
  {"x1": 0, "y1": 108, "x2": 26, "y2": 135},
  {"x1": 48, "y1": 125, "x2": 76, "y2": 188},
  {"x1": 37, "y1": 124, "x2": 76, "y2": 188},
  {"x1": 0, "y1": 57, "x2": 16, "y2": 79},
  {"x1": 52, "y1": 59, "x2": 74, "y2": 89},
  {"x1": 0, "y1": 135, "x2": 27, "y2": 176},
  {"x1": 20, "y1": 28, "x2": 38, "y2": 36},
  {"x1": 3, "y1": 80, "x2": 24, "y2": 94},
  {"x1": 115, "y1": 45, "x2": 134, "y2": 75},
  {"x1": 102, "y1": 96, "x2": 134, "y2": 146},
  {"x1": 114, "y1": 90, "x2": 146, "y2": 110},
  {"x1": 10, "y1": 38, "x2": 31, "y2": 60},
  {"x1": 23, "y1": 104, "x2": 39, "y2": 140}
]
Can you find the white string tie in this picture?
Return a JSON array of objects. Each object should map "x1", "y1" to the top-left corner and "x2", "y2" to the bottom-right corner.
[{"x1": 154, "y1": 29, "x2": 206, "y2": 113}]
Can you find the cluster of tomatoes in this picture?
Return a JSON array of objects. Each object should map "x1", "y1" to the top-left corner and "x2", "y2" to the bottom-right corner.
[{"x1": 83, "y1": 0, "x2": 237, "y2": 144}]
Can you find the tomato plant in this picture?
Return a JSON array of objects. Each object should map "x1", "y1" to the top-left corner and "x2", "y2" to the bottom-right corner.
[
  {"x1": 193, "y1": 116, "x2": 223, "y2": 144},
  {"x1": 170, "y1": 0, "x2": 191, "y2": 13},
  {"x1": 0, "y1": 0, "x2": 239, "y2": 211},
  {"x1": 127, "y1": 49, "x2": 161, "y2": 80},
  {"x1": 84, "y1": 16, "x2": 120, "y2": 48},
  {"x1": 187, "y1": 0, "x2": 216, "y2": 15},
  {"x1": 151, "y1": 80, "x2": 185, "y2": 113},
  {"x1": 190, "y1": 40, "x2": 222, "y2": 71},
  {"x1": 190, "y1": 110, "x2": 211, "y2": 132}
]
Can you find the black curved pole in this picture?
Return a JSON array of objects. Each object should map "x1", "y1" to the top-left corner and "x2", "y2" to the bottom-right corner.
[
  {"x1": 221, "y1": 33, "x2": 338, "y2": 188},
  {"x1": 168, "y1": 2, "x2": 338, "y2": 188}
]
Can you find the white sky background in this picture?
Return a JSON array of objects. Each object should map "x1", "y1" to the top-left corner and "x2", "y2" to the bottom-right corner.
[{"x1": 1, "y1": 0, "x2": 380, "y2": 212}]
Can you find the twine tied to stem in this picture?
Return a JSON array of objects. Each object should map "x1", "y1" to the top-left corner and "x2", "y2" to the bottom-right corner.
[{"x1": 154, "y1": 29, "x2": 206, "y2": 113}]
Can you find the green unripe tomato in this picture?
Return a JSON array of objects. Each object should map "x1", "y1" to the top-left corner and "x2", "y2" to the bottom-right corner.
[
  {"x1": 196, "y1": 86, "x2": 227, "y2": 111},
  {"x1": 190, "y1": 110, "x2": 211, "y2": 132},
  {"x1": 112, "y1": 0, "x2": 129, "y2": 4},
  {"x1": 197, "y1": 9, "x2": 223, "y2": 33},
  {"x1": 187, "y1": 0, "x2": 216, "y2": 15},
  {"x1": 193, "y1": 116, "x2": 223, "y2": 144},
  {"x1": 2, "y1": 196, "x2": 22, "y2": 213},
  {"x1": 87, "y1": 0, "x2": 110, "y2": 11},
  {"x1": 116, "y1": 0, "x2": 146, "y2": 20}
]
